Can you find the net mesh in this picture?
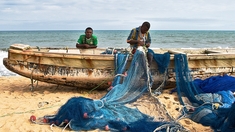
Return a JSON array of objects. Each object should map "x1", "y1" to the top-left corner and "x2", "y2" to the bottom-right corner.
[
  {"x1": 38, "y1": 50, "x2": 235, "y2": 132},
  {"x1": 174, "y1": 54, "x2": 235, "y2": 132},
  {"x1": 41, "y1": 48, "x2": 187, "y2": 132}
]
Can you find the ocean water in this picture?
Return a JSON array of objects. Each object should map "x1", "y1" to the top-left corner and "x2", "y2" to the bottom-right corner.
[{"x1": 1, "y1": 30, "x2": 235, "y2": 76}]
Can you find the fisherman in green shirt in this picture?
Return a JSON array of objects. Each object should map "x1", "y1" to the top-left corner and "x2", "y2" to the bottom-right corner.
[{"x1": 76, "y1": 27, "x2": 98, "y2": 49}]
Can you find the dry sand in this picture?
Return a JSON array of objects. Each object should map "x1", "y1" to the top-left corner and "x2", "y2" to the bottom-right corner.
[{"x1": 0, "y1": 76, "x2": 213, "y2": 132}]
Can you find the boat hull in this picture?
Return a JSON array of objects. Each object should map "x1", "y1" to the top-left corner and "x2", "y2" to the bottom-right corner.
[
  {"x1": 3, "y1": 44, "x2": 235, "y2": 90},
  {"x1": 3, "y1": 57, "x2": 118, "y2": 89}
]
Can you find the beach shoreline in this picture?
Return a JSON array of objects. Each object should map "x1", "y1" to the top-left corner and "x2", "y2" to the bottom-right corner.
[{"x1": 0, "y1": 76, "x2": 212, "y2": 132}]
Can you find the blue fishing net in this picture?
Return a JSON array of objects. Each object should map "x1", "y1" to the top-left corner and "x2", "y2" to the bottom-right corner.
[
  {"x1": 111, "y1": 53, "x2": 129, "y2": 87},
  {"x1": 174, "y1": 54, "x2": 235, "y2": 132},
  {"x1": 174, "y1": 54, "x2": 203, "y2": 106},
  {"x1": 193, "y1": 74, "x2": 235, "y2": 93},
  {"x1": 148, "y1": 49, "x2": 170, "y2": 74},
  {"x1": 42, "y1": 49, "x2": 185, "y2": 131}
]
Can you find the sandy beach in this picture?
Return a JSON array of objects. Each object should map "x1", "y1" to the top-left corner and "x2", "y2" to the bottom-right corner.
[{"x1": 0, "y1": 76, "x2": 213, "y2": 132}]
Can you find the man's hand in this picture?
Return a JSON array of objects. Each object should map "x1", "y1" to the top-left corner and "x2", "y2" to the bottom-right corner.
[
  {"x1": 145, "y1": 43, "x2": 150, "y2": 48},
  {"x1": 84, "y1": 44, "x2": 90, "y2": 48},
  {"x1": 137, "y1": 40, "x2": 145, "y2": 46}
]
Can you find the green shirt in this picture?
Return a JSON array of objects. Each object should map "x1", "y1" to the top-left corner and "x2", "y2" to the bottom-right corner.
[{"x1": 77, "y1": 35, "x2": 98, "y2": 46}]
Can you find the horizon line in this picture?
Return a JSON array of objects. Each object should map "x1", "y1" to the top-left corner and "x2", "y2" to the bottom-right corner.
[{"x1": 1, "y1": 29, "x2": 235, "y2": 31}]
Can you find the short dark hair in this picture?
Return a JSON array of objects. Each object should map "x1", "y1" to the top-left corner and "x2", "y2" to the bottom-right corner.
[
  {"x1": 85, "y1": 27, "x2": 93, "y2": 31},
  {"x1": 142, "y1": 22, "x2": 150, "y2": 29}
]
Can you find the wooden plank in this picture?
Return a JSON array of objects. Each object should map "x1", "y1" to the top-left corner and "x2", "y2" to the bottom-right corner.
[
  {"x1": 205, "y1": 49, "x2": 235, "y2": 54},
  {"x1": 10, "y1": 44, "x2": 30, "y2": 50},
  {"x1": 68, "y1": 49, "x2": 81, "y2": 54},
  {"x1": 168, "y1": 50, "x2": 186, "y2": 54},
  {"x1": 205, "y1": 50, "x2": 223, "y2": 54},
  {"x1": 49, "y1": 50, "x2": 67, "y2": 53}
]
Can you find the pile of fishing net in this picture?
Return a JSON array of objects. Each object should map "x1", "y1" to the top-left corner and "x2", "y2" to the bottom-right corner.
[
  {"x1": 37, "y1": 47, "x2": 187, "y2": 132},
  {"x1": 174, "y1": 54, "x2": 235, "y2": 132},
  {"x1": 34, "y1": 46, "x2": 235, "y2": 131}
]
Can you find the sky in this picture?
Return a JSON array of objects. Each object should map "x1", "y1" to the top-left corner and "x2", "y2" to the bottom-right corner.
[{"x1": 1, "y1": 0, "x2": 235, "y2": 30}]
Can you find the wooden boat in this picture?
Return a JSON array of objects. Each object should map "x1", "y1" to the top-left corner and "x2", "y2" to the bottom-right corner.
[{"x1": 3, "y1": 44, "x2": 235, "y2": 91}]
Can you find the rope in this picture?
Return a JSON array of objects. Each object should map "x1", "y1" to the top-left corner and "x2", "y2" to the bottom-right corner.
[
  {"x1": 62, "y1": 121, "x2": 71, "y2": 132},
  {"x1": 153, "y1": 123, "x2": 189, "y2": 132},
  {"x1": 0, "y1": 103, "x2": 63, "y2": 118}
]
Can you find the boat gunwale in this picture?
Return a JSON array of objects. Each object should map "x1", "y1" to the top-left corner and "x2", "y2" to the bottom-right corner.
[{"x1": 8, "y1": 48, "x2": 235, "y2": 61}]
